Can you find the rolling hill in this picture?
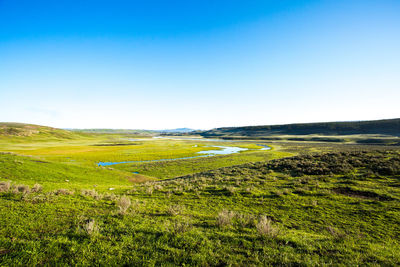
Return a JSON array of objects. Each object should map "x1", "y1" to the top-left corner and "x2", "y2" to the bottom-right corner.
[
  {"x1": 194, "y1": 118, "x2": 400, "y2": 138},
  {"x1": 0, "y1": 122, "x2": 86, "y2": 140}
]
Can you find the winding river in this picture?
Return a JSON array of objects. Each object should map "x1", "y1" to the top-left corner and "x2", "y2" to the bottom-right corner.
[{"x1": 97, "y1": 144, "x2": 270, "y2": 167}]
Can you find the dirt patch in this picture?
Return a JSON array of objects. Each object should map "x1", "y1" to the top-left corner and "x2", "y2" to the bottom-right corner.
[{"x1": 127, "y1": 174, "x2": 154, "y2": 183}]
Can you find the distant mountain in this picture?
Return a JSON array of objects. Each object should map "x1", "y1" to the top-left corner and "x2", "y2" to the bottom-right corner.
[
  {"x1": 194, "y1": 118, "x2": 400, "y2": 138},
  {"x1": 68, "y1": 128, "x2": 156, "y2": 135},
  {"x1": 68, "y1": 128, "x2": 196, "y2": 134},
  {"x1": 157, "y1": 128, "x2": 196, "y2": 133}
]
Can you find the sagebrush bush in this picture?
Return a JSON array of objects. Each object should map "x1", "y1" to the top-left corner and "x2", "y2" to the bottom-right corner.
[
  {"x1": 103, "y1": 193, "x2": 117, "y2": 201},
  {"x1": 31, "y1": 183, "x2": 43, "y2": 193},
  {"x1": 153, "y1": 184, "x2": 163, "y2": 191},
  {"x1": 83, "y1": 219, "x2": 99, "y2": 236},
  {"x1": 168, "y1": 219, "x2": 192, "y2": 234},
  {"x1": 117, "y1": 196, "x2": 131, "y2": 214},
  {"x1": 217, "y1": 210, "x2": 235, "y2": 227},
  {"x1": 55, "y1": 189, "x2": 74, "y2": 195},
  {"x1": 0, "y1": 181, "x2": 11, "y2": 192},
  {"x1": 166, "y1": 205, "x2": 183, "y2": 216},
  {"x1": 256, "y1": 216, "x2": 278, "y2": 237},
  {"x1": 146, "y1": 186, "x2": 153, "y2": 195},
  {"x1": 81, "y1": 189, "x2": 101, "y2": 200},
  {"x1": 15, "y1": 184, "x2": 30, "y2": 195}
]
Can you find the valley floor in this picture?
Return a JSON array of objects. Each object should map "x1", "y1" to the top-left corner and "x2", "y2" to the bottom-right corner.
[{"x1": 1, "y1": 135, "x2": 400, "y2": 265}]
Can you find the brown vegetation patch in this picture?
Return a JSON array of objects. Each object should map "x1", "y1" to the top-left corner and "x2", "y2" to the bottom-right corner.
[{"x1": 127, "y1": 174, "x2": 154, "y2": 183}]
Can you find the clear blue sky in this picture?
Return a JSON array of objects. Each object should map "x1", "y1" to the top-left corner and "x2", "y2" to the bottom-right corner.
[{"x1": 1, "y1": 0, "x2": 399, "y2": 129}]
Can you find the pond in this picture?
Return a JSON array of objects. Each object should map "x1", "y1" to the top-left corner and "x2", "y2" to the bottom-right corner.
[{"x1": 97, "y1": 145, "x2": 261, "y2": 167}]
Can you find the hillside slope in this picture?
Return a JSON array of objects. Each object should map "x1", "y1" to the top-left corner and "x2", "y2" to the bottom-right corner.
[
  {"x1": 196, "y1": 118, "x2": 400, "y2": 138},
  {"x1": 0, "y1": 122, "x2": 87, "y2": 140}
]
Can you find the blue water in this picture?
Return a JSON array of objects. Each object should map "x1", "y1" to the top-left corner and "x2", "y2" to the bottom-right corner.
[
  {"x1": 98, "y1": 155, "x2": 210, "y2": 166},
  {"x1": 257, "y1": 144, "x2": 271, "y2": 150},
  {"x1": 153, "y1": 136, "x2": 238, "y2": 142},
  {"x1": 197, "y1": 145, "x2": 248, "y2": 155},
  {"x1": 97, "y1": 144, "x2": 271, "y2": 167}
]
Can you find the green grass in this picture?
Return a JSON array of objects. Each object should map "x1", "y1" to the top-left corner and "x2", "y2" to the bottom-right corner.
[
  {"x1": 113, "y1": 149, "x2": 291, "y2": 179},
  {"x1": 0, "y1": 153, "x2": 151, "y2": 191},
  {"x1": 1, "y1": 132, "x2": 400, "y2": 265}
]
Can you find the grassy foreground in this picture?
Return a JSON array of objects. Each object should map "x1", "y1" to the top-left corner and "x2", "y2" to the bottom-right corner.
[{"x1": 1, "y1": 145, "x2": 400, "y2": 265}]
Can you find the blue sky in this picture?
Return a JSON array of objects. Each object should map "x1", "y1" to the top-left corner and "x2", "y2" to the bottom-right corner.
[{"x1": 1, "y1": 0, "x2": 399, "y2": 129}]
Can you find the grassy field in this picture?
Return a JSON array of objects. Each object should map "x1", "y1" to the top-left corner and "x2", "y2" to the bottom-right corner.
[{"x1": 1, "y1": 126, "x2": 400, "y2": 265}]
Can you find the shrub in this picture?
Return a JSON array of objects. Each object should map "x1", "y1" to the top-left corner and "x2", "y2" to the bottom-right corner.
[
  {"x1": 55, "y1": 189, "x2": 74, "y2": 195},
  {"x1": 169, "y1": 219, "x2": 192, "y2": 234},
  {"x1": 0, "y1": 181, "x2": 11, "y2": 192},
  {"x1": 31, "y1": 183, "x2": 43, "y2": 193},
  {"x1": 83, "y1": 219, "x2": 99, "y2": 236},
  {"x1": 15, "y1": 184, "x2": 30, "y2": 195},
  {"x1": 103, "y1": 193, "x2": 118, "y2": 201},
  {"x1": 153, "y1": 184, "x2": 163, "y2": 191},
  {"x1": 146, "y1": 186, "x2": 154, "y2": 195},
  {"x1": 117, "y1": 196, "x2": 131, "y2": 214},
  {"x1": 216, "y1": 210, "x2": 235, "y2": 228},
  {"x1": 256, "y1": 216, "x2": 278, "y2": 237},
  {"x1": 166, "y1": 205, "x2": 183, "y2": 216},
  {"x1": 81, "y1": 189, "x2": 101, "y2": 200}
]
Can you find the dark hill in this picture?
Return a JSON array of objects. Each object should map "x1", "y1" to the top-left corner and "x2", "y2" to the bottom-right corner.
[{"x1": 196, "y1": 118, "x2": 400, "y2": 138}]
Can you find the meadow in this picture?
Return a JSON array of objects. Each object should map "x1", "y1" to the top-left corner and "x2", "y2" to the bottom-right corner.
[{"x1": 1, "y1": 125, "x2": 400, "y2": 265}]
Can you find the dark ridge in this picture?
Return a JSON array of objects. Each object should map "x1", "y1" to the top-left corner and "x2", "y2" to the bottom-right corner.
[{"x1": 194, "y1": 118, "x2": 400, "y2": 137}]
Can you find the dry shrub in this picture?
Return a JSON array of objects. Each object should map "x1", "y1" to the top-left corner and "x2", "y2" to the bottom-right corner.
[
  {"x1": 168, "y1": 219, "x2": 192, "y2": 234},
  {"x1": 256, "y1": 216, "x2": 278, "y2": 237},
  {"x1": 31, "y1": 183, "x2": 43, "y2": 193},
  {"x1": 55, "y1": 188, "x2": 74, "y2": 195},
  {"x1": 128, "y1": 188, "x2": 137, "y2": 194},
  {"x1": 117, "y1": 196, "x2": 131, "y2": 214},
  {"x1": 166, "y1": 205, "x2": 183, "y2": 216},
  {"x1": 153, "y1": 184, "x2": 163, "y2": 191},
  {"x1": 23, "y1": 193, "x2": 50, "y2": 203},
  {"x1": 81, "y1": 189, "x2": 101, "y2": 200},
  {"x1": 146, "y1": 186, "x2": 153, "y2": 195},
  {"x1": 216, "y1": 210, "x2": 236, "y2": 228},
  {"x1": 15, "y1": 184, "x2": 30, "y2": 195},
  {"x1": 83, "y1": 219, "x2": 99, "y2": 236},
  {"x1": 0, "y1": 181, "x2": 11, "y2": 192},
  {"x1": 103, "y1": 193, "x2": 118, "y2": 201}
]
